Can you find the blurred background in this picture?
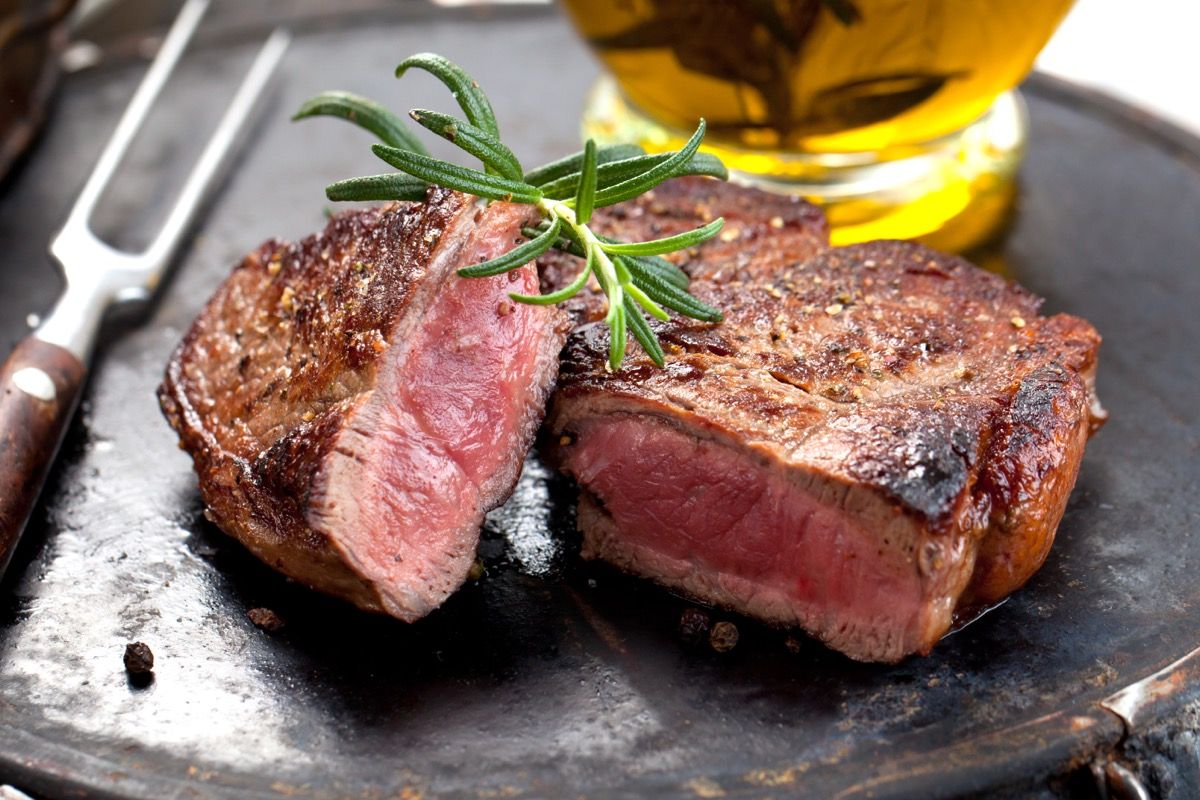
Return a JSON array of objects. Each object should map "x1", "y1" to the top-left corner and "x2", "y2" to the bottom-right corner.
[
  {"x1": 5, "y1": 0, "x2": 1197, "y2": 181},
  {"x1": 3, "y1": 0, "x2": 1192, "y2": 253},
  {"x1": 0, "y1": 0, "x2": 1196, "y2": 266},
  {"x1": 1038, "y1": 0, "x2": 1199, "y2": 135},
  {"x1": 63, "y1": 0, "x2": 1200, "y2": 135}
]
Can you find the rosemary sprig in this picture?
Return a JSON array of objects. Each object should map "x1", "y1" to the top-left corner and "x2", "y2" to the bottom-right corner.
[{"x1": 294, "y1": 52, "x2": 728, "y2": 370}]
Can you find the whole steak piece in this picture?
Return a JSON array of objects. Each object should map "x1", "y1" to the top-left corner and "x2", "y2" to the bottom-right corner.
[
  {"x1": 160, "y1": 188, "x2": 567, "y2": 620},
  {"x1": 545, "y1": 205, "x2": 1104, "y2": 661}
]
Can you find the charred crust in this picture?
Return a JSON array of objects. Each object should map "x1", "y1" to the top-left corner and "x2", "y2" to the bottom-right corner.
[
  {"x1": 249, "y1": 407, "x2": 346, "y2": 536},
  {"x1": 155, "y1": 191, "x2": 485, "y2": 613},
  {"x1": 845, "y1": 413, "x2": 982, "y2": 522}
]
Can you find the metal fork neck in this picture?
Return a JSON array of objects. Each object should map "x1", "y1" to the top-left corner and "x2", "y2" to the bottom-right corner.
[{"x1": 34, "y1": 271, "x2": 119, "y2": 363}]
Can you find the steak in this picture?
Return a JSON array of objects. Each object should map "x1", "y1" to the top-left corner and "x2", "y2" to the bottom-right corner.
[
  {"x1": 159, "y1": 188, "x2": 568, "y2": 620},
  {"x1": 543, "y1": 182, "x2": 1104, "y2": 662}
]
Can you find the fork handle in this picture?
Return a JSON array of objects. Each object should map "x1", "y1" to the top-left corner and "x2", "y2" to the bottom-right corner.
[{"x1": 0, "y1": 336, "x2": 86, "y2": 577}]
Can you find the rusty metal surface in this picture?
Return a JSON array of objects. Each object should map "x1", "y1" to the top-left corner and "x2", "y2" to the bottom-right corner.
[
  {"x1": 0, "y1": 4, "x2": 1198, "y2": 799},
  {"x1": 1111, "y1": 695, "x2": 1200, "y2": 798}
]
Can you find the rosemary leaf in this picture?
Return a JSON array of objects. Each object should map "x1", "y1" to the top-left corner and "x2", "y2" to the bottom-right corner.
[
  {"x1": 628, "y1": 261, "x2": 723, "y2": 322},
  {"x1": 510, "y1": 245, "x2": 595, "y2": 305},
  {"x1": 624, "y1": 253, "x2": 690, "y2": 290},
  {"x1": 597, "y1": 232, "x2": 692, "y2": 288},
  {"x1": 371, "y1": 145, "x2": 541, "y2": 203},
  {"x1": 612, "y1": 253, "x2": 633, "y2": 285},
  {"x1": 458, "y1": 218, "x2": 562, "y2": 278},
  {"x1": 624, "y1": 281, "x2": 669, "y2": 322},
  {"x1": 601, "y1": 218, "x2": 724, "y2": 256},
  {"x1": 539, "y1": 152, "x2": 727, "y2": 200},
  {"x1": 325, "y1": 173, "x2": 429, "y2": 202},
  {"x1": 524, "y1": 220, "x2": 582, "y2": 254},
  {"x1": 395, "y1": 53, "x2": 499, "y2": 137},
  {"x1": 574, "y1": 140, "x2": 599, "y2": 224},
  {"x1": 624, "y1": 294, "x2": 666, "y2": 366},
  {"x1": 593, "y1": 120, "x2": 708, "y2": 208},
  {"x1": 293, "y1": 91, "x2": 429, "y2": 155},
  {"x1": 410, "y1": 109, "x2": 523, "y2": 181},
  {"x1": 521, "y1": 224, "x2": 560, "y2": 244},
  {"x1": 523, "y1": 143, "x2": 645, "y2": 187},
  {"x1": 527, "y1": 224, "x2": 693, "y2": 291}
]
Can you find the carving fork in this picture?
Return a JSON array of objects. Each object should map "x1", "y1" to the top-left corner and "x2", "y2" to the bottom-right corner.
[{"x1": 0, "y1": 0, "x2": 289, "y2": 576}]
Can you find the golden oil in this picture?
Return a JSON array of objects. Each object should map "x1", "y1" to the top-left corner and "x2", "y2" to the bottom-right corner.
[{"x1": 563, "y1": 0, "x2": 1074, "y2": 250}]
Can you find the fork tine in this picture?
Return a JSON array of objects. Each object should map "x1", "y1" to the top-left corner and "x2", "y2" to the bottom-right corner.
[
  {"x1": 60, "y1": 0, "x2": 211, "y2": 235},
  {"x1": 41, "y1": 4, "x2": 290, "y2": 361},
  {"x1": 144, "y1": 28, "x2": 291, "y2": 273}
]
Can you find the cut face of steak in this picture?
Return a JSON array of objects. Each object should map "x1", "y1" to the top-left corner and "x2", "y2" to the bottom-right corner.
[
  {"x1": 546, "y1": 230, "x2": 1104, "y2": 662},
  {"x1": 160, "y1": 189, "x2": 568, "y2": 620}
]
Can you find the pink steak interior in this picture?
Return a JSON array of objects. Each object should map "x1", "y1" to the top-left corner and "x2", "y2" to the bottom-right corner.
[
  {"x1": 562, "y1": 414, "x2": 930, "y2": 653},
  {"x1": 314, "y1": 251, "x2": 549, "y2": 619}
]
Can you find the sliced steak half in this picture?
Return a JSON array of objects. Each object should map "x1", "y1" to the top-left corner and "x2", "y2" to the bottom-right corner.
[
  {"x1": 546, "y1": 236, "x2": 1104, "y2": 663},
  {"x1": 160, "y1": 188, "x2": 568, "y2": 620}
]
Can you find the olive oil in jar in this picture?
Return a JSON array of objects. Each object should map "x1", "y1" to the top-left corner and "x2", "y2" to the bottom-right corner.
[{"x1": 563, "y1": 0, "x2": 1075, "y2": 251}]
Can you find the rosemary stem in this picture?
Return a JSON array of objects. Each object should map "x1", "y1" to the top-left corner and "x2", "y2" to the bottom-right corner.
[
  {"x1": 539, "y1": 198, "x2": 625, "y2": 324},
  {"x1": 538, "y1": 197, "x2": 631, "y2": 369}
]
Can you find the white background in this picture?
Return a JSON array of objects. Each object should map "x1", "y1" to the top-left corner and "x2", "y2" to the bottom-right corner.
[{"x1": 1038, "y1": 0, "x2": 1200, "y2": 134}]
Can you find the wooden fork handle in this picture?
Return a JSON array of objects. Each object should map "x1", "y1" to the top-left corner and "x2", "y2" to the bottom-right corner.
[{"x1": 0, "y1": 336, "x2": 86, "y2": 577}]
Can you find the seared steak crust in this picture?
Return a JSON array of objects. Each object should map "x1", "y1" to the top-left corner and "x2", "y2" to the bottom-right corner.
[
  {"x1": 547, "y1": 231, "x2": 1104, "y2": 662},
  {"x1": 160, "y1": 189, "x2": 568, "y2": 617}
]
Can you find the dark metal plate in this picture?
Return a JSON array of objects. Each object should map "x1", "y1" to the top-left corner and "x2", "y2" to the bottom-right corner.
[{"x1": 0, "y1": 4, "x2": 1197, "y2": 799}]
